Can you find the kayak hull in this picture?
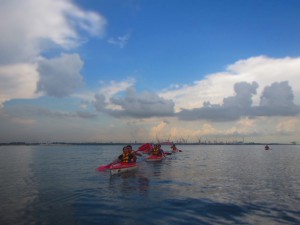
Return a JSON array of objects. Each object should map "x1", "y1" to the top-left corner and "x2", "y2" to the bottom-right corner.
[
  {"x1": 109, "y1": 162, "x2": 138, "y2": 175},
  {"x1": 146, "y1": 155, "x2": 164, "y2": 162}
]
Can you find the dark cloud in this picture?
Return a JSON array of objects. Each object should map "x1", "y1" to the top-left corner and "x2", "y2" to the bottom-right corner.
[
  {"x1": 223, "y1": 81, "x2": 258, "y2": 108},
  {"x1": 36, "y1": 54, "x2": 84, "y2": 97},
  {"x1": 74, "y1": 111, "x2": 97, "y2": 119},
  {"x1": 5, "y1": 105, "x2": 97, "y2": 120},
  {"x1": 94, "y1": 87, "x2": 175, "y2": 118},
  {"x1": 178, "y1": 81, "x2": 300, "y2": 121},
  {"x1": 260, "y1": 81, "x2": 295, "y2": 107},
  {"x1": 178, "y1": 106, "x2": 244, "y2": 122},
  {"x1": 94, "y1": 93, "x2": 107, "y2": 112},
  {"x1": 253, "y1": 81, "x2": 300, "y2": 116}
]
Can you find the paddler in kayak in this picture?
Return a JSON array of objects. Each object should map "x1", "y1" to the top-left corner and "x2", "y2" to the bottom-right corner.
[
  {"x1": 170, "y1": 144, "x2": 179, "y2": 152},
  {"x1": 118, "y1": 146, "x2": 135, "y2": 163},
  {"x1": 126, "y1": 145, "x2": 142, "y2": 162},
  {"x1": 97, "y1": 146, "x2": 138, "y2": 171},
  {"x1": 151, "y1": 144, "x2": 165, "y2": 157}
]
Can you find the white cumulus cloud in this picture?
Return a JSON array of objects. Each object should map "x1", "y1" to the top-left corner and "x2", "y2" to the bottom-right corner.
[
  {"x1": 177, "y1": 81, "x2": 300, "y2": 122},
  {"x1": 161, "y1": 56, "x2": 300, "y2": 111},
  {"x1": 0, "y1": 64, "x2": 40, "y2": 106},
  {"x1": 0, "y1": 0, "x2": 106, "y2": 105}
]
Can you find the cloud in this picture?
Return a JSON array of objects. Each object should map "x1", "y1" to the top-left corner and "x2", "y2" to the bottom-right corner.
[
  {"x1": 177, "y1": 81, "x2": 259, "y2": 121},
  {"x1": 223, "y1": 81, "x2": 258, "y2": 108},
  {"x1": 161, "y1": 56, "x2": 300, "y2": 111},
  {"x1": 252, "y1": 81, "x2": 300, "y2": 117},
  {"x1": 0, "y1": 0, "x2": 106, "y2": 64},
  {"x1": 5, "y1": 104, "x2": 97, "y2": 120},
  {"x1": 94, "y1": 93, "x2": 107, "y2": 112},
  {"x1": 177, "y1": 81, "x2": 300, "y2": 121},
  {"x1": 0, "y1": 64, "x2": 40, "y2": 107},
  {"x1": 93, "y1": 78, "x2": 136, "y2": 111},
  {"x1": 108, "y1": 33, "x2": 131, "y2": 48},
  {"x1": 73, "y1": 111, "x2": 98, "y2": 119},
  {"x1": 36, "y1": 54, "x2": 84, "y2": 97},
  {"x1": 0, "y1": 0, "x2": 106, "y2": 105},
  {"x1": 260, "y1": 81, "x2": 295, "y2": 107},
  {"x1": 275, "y1": 118, "x2": 300, "y2": 135},
  {"x1": 94, "y1": 86, "x2": 175, "y2": 118},
  {"x1": 150, "y1": 121, "x2": 168, "y2": 139},
  {"x1": 0, "y1": 106, "x2": 99, "y2": 143},
  {"x1": 98, "y1": 78, "x2": 135, "y2": 104}
]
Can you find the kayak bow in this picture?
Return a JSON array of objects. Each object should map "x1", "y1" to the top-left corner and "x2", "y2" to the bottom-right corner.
[
  {"x1": 109, "y1": 162, "x2": 138, "y2": 175},
  {"x1": 145, "y1": 155, "x2": 164, "y2": 162}
]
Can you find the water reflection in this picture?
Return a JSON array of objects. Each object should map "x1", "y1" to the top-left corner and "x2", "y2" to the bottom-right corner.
[
  {"x1": 0, "y1": 146, "x2": 38, "y2": 225},
  {"x1": 109, "y1": 172, "x2": 150, "y2": 195},
  {"x1": 1, "y1": 145, "x2": 300, "y2": 225},
  {"x1": 106, "y1": 159, "x2": 168, "y2": 194}
]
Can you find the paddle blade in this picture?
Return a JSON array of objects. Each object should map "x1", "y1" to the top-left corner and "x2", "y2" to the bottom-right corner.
[{"x1": 138, "y1": 143, "x2": 152, "y2": 151}]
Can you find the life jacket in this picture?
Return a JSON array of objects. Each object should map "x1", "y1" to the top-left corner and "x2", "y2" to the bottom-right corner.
[
  {"x1": 129, "y1": 150, "x2": 137, "y2": 162},
  {"x1": 121, "y1": 152, "x2": 130, "y2": 163},
  {"x1": 129, "y1": 150, "x2": 135, "y2": 155},
  {"x1": 153, "y1": 147, "x2": 159, "y2": 155}
]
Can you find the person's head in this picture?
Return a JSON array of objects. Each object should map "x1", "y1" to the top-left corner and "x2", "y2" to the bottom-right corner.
[
  {"x1": 123, "y1": 146, "x2": 129, "y2": 153},
  {"x1": 126, "y1": 145, "x2": 132, "y2": 150}
]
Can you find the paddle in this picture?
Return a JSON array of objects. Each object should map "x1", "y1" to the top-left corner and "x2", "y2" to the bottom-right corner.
[
  {"x1": 137, "y1": 143, "x2": 153, "y2": 154},
  {"x1": 164, "y1": 152, "x2": 172, "y2": 155},
  {"x1": 138, "y1": 143, "x2": 152, "y2": 151}
]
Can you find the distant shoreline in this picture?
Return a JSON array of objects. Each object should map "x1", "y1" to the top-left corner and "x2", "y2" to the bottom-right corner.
[{"x1": 0, "y1": 142, "x2": 298, "y2": 146}]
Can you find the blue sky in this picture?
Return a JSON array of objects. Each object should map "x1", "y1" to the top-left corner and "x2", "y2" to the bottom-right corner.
[{"x1": 1, "y1": 0, "x2": 300, "y2": 143}]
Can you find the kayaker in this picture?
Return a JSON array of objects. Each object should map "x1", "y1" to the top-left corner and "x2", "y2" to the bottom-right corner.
[
  {"x1": 170, "y1": 144, "x2": 179, "y2": 152},
  {"x1": 152, "y1": 144, "x2": 165, "y2": 157},
  {"x1": 118, "y1": 146, "x2": 135, "y2": 163},
  {"x1": 265, "y1": 145, "x2": 270, "y2": 150},
  {"x1": 126, "y1": 145, "x2": 142, "y2": 162}
]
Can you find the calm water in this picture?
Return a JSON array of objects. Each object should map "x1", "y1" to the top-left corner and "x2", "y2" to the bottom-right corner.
[{"x1": 0, "y1": 145, "x2": 299, "y2": 225}]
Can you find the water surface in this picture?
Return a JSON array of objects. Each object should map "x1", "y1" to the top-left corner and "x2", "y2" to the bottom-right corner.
[{"x1": 0, "y1": 144, "x2": 299, "y2": 224}]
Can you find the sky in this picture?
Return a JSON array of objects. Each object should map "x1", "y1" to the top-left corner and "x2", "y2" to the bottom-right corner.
[{"x1": 1, "y1": 0, "x2": 300, "y2": 144}]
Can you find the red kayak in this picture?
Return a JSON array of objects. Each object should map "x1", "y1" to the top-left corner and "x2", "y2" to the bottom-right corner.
[
  {"x1": 109, "y1": 162, "x2": 138, "y2": 175},
  {"x1": 145, "y1": 155, "x2": 164, "y2": 162}
]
